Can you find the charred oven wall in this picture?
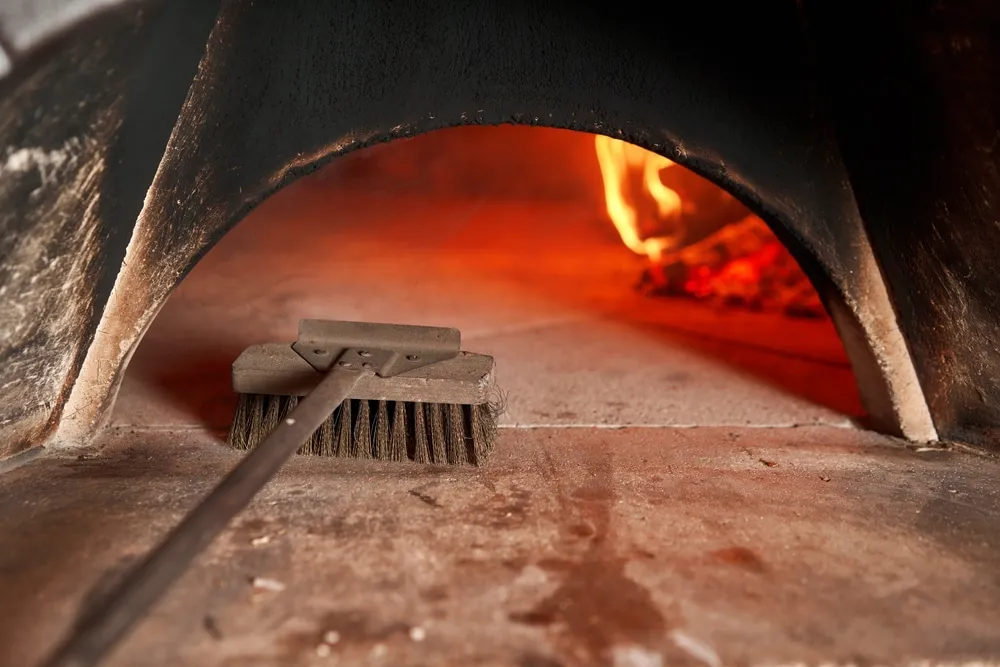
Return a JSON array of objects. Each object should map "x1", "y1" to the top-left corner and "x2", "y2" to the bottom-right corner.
[{"x1": 803, "y1": 0, "x2": 1000, "y2": 447}]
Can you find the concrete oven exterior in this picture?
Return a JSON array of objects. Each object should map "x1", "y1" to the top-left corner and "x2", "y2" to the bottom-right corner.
[{"x1": 0, "y1": 0, "x2": 996, "y2": 458}]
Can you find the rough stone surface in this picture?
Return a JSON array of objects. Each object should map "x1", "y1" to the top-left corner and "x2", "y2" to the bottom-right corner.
[
  {"x1": 2, "y1": 426, "x2": 999, "y2": 666},
  {"x1": 0, "y1": 10, "x2": 135, "y2": 457},
  {"x1": 0, "y1": 0, "x2": 219, "y2": 456}
]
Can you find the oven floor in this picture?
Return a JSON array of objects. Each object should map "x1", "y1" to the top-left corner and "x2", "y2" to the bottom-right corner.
[
  {"x1": 7, "y1": 166, "x2": 999, "y2": 666},
  {"x1": 3, "y1": 427, "x2": 999, "y2": 666}
]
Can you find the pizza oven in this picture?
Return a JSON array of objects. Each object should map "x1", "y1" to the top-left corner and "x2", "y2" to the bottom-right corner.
[
  {"x1": 2, "y1": 2, "x2": 1000, "y2": 666},
  {"x1": 3, "y1": 1, "x2": 998, "y2": 459}
]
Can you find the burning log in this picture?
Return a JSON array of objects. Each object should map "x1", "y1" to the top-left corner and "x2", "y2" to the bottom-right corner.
[
  {"x1": 637, "y1": 216, "x2": 827, "y2": 318},
  {"x1": 593, "y1": 135, "x2": 825, "y2": 319}
]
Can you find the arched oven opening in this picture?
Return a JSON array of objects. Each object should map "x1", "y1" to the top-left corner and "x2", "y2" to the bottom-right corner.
[{"x1": 112, "y1": 125, "x2": 864, "y2": 435}]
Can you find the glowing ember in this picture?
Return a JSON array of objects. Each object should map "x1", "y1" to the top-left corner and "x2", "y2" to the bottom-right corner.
[
  {"x1": 642, "y1": 216, "x2": 825, "y2": 316},
  {"x1": 593, "y1": 135, "x2": 825, "y2": 318}
]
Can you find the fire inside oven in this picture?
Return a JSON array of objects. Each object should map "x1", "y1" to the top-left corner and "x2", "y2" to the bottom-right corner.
[{"x1": 113, "y1": 126, "x2": 861, "y2": 433}]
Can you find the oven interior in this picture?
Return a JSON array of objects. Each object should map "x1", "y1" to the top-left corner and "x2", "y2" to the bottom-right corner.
[{"x1": 4, "y1": 125, "x2": 1000, "y2": 667}]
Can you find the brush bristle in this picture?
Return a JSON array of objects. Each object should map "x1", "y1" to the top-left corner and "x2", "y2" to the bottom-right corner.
[{"x1": 227, "y1": 394, "x2": 500, "y2": 465}]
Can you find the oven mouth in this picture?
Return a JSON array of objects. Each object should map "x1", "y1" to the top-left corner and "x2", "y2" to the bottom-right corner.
[{"x1": 109, "y1": 125, "x2": 866, "y2": 437}]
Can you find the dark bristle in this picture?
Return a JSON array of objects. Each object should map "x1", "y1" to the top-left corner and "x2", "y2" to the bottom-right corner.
[
  {"x1": 388, "y1": 402, "x2": 408, "y2": 462},
  {"x1": 352, "y1": 399, "x2": 372, "y2": 459},
  {"x1": 472, "y1": 403, "x2": 503, "y2": 465},
  {"x1": 334, "y1": 399, "x2": 351, "y2": 456},
  {"x1": 314, "y1": 411, "x2": 334, "y2": 456},
  {"x1": 373, "y1": 400, "x2": 390, "y2": 460},
  {"x1": 426, "y1": 403, "x2": 448, "y2": 464},
  {"x1": 445, "y1": 404, "x2": 468, "y2": 465},
  {"x1": 261, "y1": 395, "x2": 281, "y2": 439},
  {"x1": 227, "y1": 393, "x2": 253, "y2": 450},
  {"x1": 470, "y1": 402, "x2": 498, "y2": 464},
  {"x1": 411, "y1": 403, "x2": 430, "y2": 463},
  {"x1": 227, "y1": 393, "x2": 502, "y2": 466},
  {"x1": 247, "y1": 394, "x2": 265, "y2": 445}
]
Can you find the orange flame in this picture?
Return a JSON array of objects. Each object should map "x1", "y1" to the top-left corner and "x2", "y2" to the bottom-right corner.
[
  {"x1": 593, "y1": 134, "x2": 683, "y2": 262},
  {"x1": 594, "y1": 134, "x2": 826, "y2": 318}
]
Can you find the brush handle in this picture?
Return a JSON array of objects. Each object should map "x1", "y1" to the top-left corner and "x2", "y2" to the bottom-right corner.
[{"x1": 43, "y1": 365, "x2": 372, "y2": 667}]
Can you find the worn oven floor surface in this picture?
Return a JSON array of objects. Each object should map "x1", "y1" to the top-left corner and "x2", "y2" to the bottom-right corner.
[
  {"x1": 3, "y1": 428, "x2": 1000, "y2": 667},
  {"x1": 4, "y1": 174, "x2": 1000, "y2": 666}
]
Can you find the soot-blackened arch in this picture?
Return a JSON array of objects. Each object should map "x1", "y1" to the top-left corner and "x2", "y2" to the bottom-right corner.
[
  {"x1": 0, "y1": 0, "x2": 943, "y2": 455},
  {"x1": 59, "y1": 0, "x2": 931, "y2": 446}
]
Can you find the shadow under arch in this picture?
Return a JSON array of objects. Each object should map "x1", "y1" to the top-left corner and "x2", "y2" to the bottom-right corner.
[{"x1": 55, "y1": 0, "x2": 936, "y2": 445}]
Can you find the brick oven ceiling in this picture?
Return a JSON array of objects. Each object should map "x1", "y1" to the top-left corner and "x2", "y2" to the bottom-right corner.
[{"x1": 0, "y1": 0, "x2": 996, "y2": 456}]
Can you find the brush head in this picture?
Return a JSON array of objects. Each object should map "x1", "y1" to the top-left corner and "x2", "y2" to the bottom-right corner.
[
  {"x1": 228, "y1": 395, "x2": 499, "y2": 465},
  {"x1": 226, "y1": 345, "x2": 501, "y2": 465}
]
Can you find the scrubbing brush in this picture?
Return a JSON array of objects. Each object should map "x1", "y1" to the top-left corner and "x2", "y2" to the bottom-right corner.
[
  {"x1": 43, "y1": 319, "x2": 500, "y2": 667},
  {"x1": 227, "y1": 319, "x2": 499, "y2": 464}
]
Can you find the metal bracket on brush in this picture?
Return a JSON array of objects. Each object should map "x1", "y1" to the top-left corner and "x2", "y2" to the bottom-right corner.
[
  {"x1": 292, "y1": 319, "x2": 461, "y2": 377},
  {"x1": 231, "y1": 319, "x2": 493, "y2": 404},
  {"x1": 42, "y1": 320, "x2": 466, "y2": 667}
]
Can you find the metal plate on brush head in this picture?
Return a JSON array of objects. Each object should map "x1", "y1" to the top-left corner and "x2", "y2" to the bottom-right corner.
[{"x1": 292, "y1": 319, "x2": 461, "y2": 377}]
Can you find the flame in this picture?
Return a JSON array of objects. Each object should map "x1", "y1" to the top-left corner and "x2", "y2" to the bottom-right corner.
[
  {"x1": 594, "y1": 135, "x2": 683, "y2": 262},
  {"x1": 594, "y1": 134, "x2": 826, "y2": 318}
]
